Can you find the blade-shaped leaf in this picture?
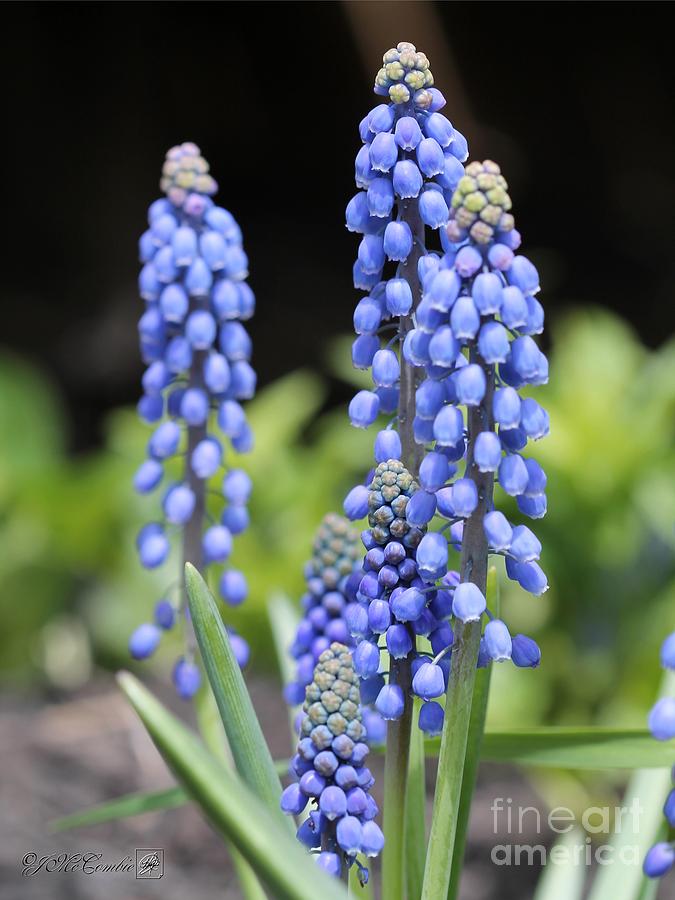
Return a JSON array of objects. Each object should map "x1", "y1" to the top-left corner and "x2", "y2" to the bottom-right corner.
[
  {"x1": 532, "y1": 828, "x2": 587, "y2": 900},
  {"x1": 420, "y1": 729, "x2": 675, "y2": 769},
  {"x1": 185, "y1": 563, "x2": 282, "y2": 815},
  {"x1": 51, "y1": 787, "x2": 187, "y2": 831},
  {"x1": 117, "y1": 671, "x2": 347, "y2": 900}
]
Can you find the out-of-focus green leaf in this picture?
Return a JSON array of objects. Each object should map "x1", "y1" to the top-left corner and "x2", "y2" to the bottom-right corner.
[
  {"x1": 532, "y1": 828, "x2": 587, "y2": 900},
  {"x1": 417, "y1": 728, "x2": 675, "y2": 768},
  {"x1": 51, "y1": 787, "x2": 186, "y2": 831},
  {"x1": 117, "y1": 671, "x2": 347, "y2": 900},
  {"x1": 186, "y1": 563, "x2": 282, "y2": 815}
]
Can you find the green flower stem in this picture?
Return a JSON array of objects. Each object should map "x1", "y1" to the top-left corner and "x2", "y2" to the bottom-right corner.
[
  {"x1": 421, "y1": 352, "x2": 494, "y2": 900},
  {"x1": 382, "y1": 175, "x2": 424, "y2": 900},
  {"x1": 447, "y1": 566, "x2": 499, "y2": 900},
  {"x1": 406, "y1": 698, "x2": 427, "y2": 900}
]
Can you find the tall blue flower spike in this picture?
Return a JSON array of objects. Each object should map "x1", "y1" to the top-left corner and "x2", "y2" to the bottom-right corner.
[
  {"x1": 644, "y1": 630, "x2": 675, "y2": 880},
  {"x1": 281, "y1": 643, "x2": 384, "y2": 884},
  {"x1": 346, "y1": 40, "x2": 467, "y2": 432},
  {"x1": 131, "y1": 142, "x2": 255, "y2": 697},
  {"x1": 286, "y1": 514, "x2": 386, "y2": 745},
  {"x1": 346, "y1": 157, "x2": 547, "y2": 732}
]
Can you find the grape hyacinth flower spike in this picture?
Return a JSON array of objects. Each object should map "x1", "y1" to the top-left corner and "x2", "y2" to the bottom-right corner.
[
  {"x1": 131, "y1": 142, "x2": 256, "y2": 697},
  {"x1": 281, "y1": 643, "x2": 384, "y2": 884},
  {"x1": 643, "y1": 630, "x2": 675, "y2": 880},
  {"x1": 346, "y1": 40, "x2": 468, "y2": 449},
  {"x1": 286, "y1": 514, "x2": 387, "y2": 744}
]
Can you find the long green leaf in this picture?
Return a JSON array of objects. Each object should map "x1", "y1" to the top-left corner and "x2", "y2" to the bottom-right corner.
[
  {"x1": 267, "y1": 591, "x2": 301, "y2": 746},
  {"x1": 447, "y1": 565, "x2": 499, "y2": 900},
  {"x1": 420, "y1": 728, "x2": 675, "y2": 769},
  {"x1": 185, "y1": 563, "x2": 282, "y2": 814},
  {"x1": 51, "y1": 787, "x2": 186, "y2": 831},
  {"x1": 117, "y1": 671, "x2": 347, "y2": 900},
  {"x1": 532, "y1": 828, "x2": 587, "y2": 900},
  {"x1": 405, "y1": 698, "x2": 426, "y2": 900},
  {"x1": 195, "y1": 683, "x2": 268, "y2": 900},
  {"x1": 586, "y1": 669, "x2": 675, "y2": 900}
]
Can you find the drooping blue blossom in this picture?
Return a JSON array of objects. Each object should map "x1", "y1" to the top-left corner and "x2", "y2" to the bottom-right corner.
[
  {"x1": 644, "y1": 631, "x2": 675, "y2": 880},
  {"x1": 281, "y1": 643, "x2": 383, "y2": 884},
  {"x1": 131, "y1": 142, "x2": 255, "y2": 696}
]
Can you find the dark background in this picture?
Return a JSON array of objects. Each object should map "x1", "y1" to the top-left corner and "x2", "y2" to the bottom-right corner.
[{"x1": 2, "y1": 1, "x2": 673, "y2": 451}]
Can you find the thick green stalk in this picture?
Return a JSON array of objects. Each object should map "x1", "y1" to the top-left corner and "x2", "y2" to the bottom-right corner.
[
  {"x1": 406, "y1": 698, "x2": 427, "y2": 900},
  {"x1": 446, "y1": 566, "x2": 499, "y2": 900},
  {"x1": 421, "y1": 353, "x2": 495, "y2": 900},
  {"x1": 382, "y1": 167, "x2": 424, "y2": 900}
]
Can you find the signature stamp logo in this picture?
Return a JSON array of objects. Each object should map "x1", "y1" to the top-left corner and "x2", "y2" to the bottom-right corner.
[{"x1": 135, "y1": 849, "x2": 164, "y2": 879}]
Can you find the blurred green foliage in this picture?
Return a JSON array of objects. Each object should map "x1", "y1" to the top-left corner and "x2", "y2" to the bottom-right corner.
[{"x1": 1, "y1": 309, "x2": 673, "y2": 733}]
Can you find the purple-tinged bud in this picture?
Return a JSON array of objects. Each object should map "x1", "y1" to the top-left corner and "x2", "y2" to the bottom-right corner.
[
  {"x1": 384, "y1": 220, "x2": 414, "y2": 262},
  {"x1": 223, "y1": 469, "x2": 252, "y2": 504},
  {"x1": 487, "y1": 243, "x2": 514, "y2": 272},
  {"x1": 149, "y1": 420, "x2": 181, "y2": 459},
  {"x1": 510, "y1": 336, "x2": 542, "y2": 381},
  {"x1": 511, "y1": 634, "x2": 541, "y2": 668},
  {"x1": 368, "y1": 103, "x2": 396, "y2": 134},
  {"x1": 419, "y1": 452, "x2": 450, "y2": 492},
  {"x1": 454, "y1": 246, "x2": 482, "y2": 278},
  {"x1": 191, "y1": 437, "x2": 222, "y2": 479},
  {"x1": 361, "y1": 821, "x2": 385, "y2": 857},
  {"x1": 664, "y1": 788, "x2": 675, "y2": 826},
  {"x1": 346, "y1": 191, "x2": 371, "y2": 232},
  {"x1": 484, "y1": 619, "x2": 512, "y2": 661},
  {"x1": 368, "y1": 598, "x2": 391, "y2": 633},
  {"x1": 137, "y1": 523, "x2": 170, "y2": 569},
  {"x1": 517, "y1": 493, "x2": 548, "y2": 519},
  {"x1": 129, "y1": 623, "x2": 161, "y2": 659},
  {"x1": 520, "y1": 398, "x2": 549, "y2": 440},
  {"x1": 419, "y1": 700, "x2": 444, "y2": 735},
  {"x1": 648, "y1": 698, "x2": 675, "y2": 741},
  {"x1": 203, "y1": 524, "x2": 233, "y2": 563},
  {"x1": 184, "y1": 257, "x2": 212, "y2": 296},
  {"x1": 393, "y1": 160, "x2": 423, "y2": 198},
  {"x1": 357, "y1": 236, "x2": 386, "y2": 278},
  {"x1": 501, "y1": 286, "x2": 529, "y2": 330},
  {"x1": 354, "y1": 295, "x2": 383, "y2": 333},
  {"x1": 375, "y1": 683, "x2": 405, "y2": 720},
  {"x1": 353, "y1": 641, "x2": 381, "y2": 678},
  {"x1": 452, "y1": 582, "x2": 486, "y2": 622},
  {"x1": 372, "y1": 349, "x2": 400, "y2": 388},
  {"x1": 154, "y1": 600, "x2": 175, "y2": 630},
  {"x1": 349, "y1": 390, "x2": 380, "y2": 428},
  {"x1": 484, "y1": 511, "x2": 512, "y2": 550},
  {"x1": 337, "y1": 816, "x2": 363, "y2": 856},
  {"x1": 493, "y1": 387, "x2": 521, "y2": 429},
  {"x1": 428, "y1": 268, "x2": 461, "y2": 312}
]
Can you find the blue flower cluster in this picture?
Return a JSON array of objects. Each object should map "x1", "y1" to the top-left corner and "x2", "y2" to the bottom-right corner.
[
  {"x1": 345, "y1": 41, "x2": 468, "y2": 427},
  {"x1": 285, "y1": 514, "x2": 387, "y2": 744},
  {"x1": 281, "y1": 643, "x2": 384, "y2": 884},
  {"x1": 644, "y1": 631, "x2": 675, "y2": 879},
  {"x1": 129, "y1": 142, "x2": 255, "y2": 697},
  {"x1": 344, "y1": 160, "x2": 547, "y2": 733}
]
